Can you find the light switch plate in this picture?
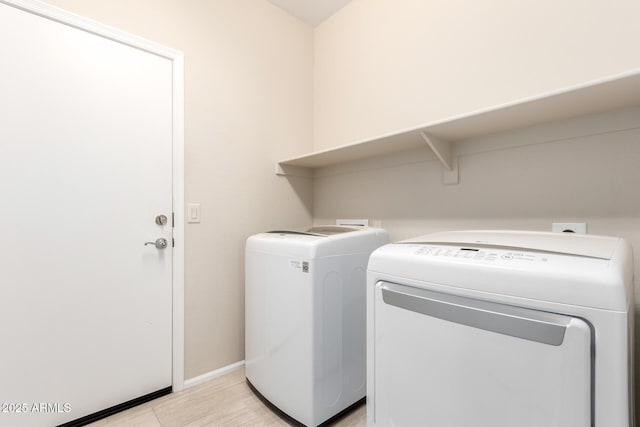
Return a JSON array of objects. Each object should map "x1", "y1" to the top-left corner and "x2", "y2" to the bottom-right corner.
[{"x1": 188, "y1": 203, "x2": 201, "y2": 223}]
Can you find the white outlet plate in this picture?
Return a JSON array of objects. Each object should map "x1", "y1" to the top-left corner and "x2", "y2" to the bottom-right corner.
[{"x1": 552, "y1": 222, "x2": 587, "y2": 234}]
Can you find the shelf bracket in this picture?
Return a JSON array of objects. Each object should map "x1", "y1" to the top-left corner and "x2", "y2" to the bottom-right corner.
[
  {"x1": 420, "y1": 131, "x2": 459, "y2": 185},
  {"x1": 275, "y1": 163, "x2": 313, "y2": 178}
]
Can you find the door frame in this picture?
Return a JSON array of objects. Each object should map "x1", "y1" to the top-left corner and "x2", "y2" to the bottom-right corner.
[{"x1": 1, "y1": 0, "x2": 186, "y2": 391}]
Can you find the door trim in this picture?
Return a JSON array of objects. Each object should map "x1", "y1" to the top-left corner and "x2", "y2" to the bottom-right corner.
[{"x1": 1, "y1": 0, "x2": 186, "y2": 391}]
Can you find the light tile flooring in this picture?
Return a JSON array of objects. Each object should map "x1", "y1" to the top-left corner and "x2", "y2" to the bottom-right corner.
[{"x1": 88, "y1": 368, "x2": 366, "y2": 426}]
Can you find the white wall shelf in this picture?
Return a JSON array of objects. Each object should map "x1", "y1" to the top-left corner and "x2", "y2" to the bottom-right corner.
[{"x1": 276, "y1": 69, "x2": 640, "y2": 182}]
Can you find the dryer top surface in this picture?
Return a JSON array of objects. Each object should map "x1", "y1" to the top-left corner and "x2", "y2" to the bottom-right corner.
[{"x1": 369, "y1": 230, "x2": 633, "y2": 311}]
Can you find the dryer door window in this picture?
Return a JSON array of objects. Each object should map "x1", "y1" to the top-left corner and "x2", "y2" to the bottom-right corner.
[{"x1": 373, "y1": 281, "x2": 592, "y2": 427}]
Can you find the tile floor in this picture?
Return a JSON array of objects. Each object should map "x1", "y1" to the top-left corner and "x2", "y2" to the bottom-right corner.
[{"x1": 88, "y1": 367, "x2": 366, "y2": 426}]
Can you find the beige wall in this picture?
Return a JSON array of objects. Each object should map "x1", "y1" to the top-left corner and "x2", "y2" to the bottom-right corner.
[
  {"x1": 38, "y1": 3, "x2": 640, "y2": 414},
  {"x1": 313, "y1": 107, "x2": 640, "y2": 241},
  {"x1": 314, "y1": 0, "x2": 640, "y2": 150},
  {"x1": 313, "y1": 107, "x2": 640, "y2": 409},
  {"x1": 42, "y1": 0, "x2": 314, "y2": 379},
  {"x1": 313, "y1": 0, "x2": 640, "y2": 411}
]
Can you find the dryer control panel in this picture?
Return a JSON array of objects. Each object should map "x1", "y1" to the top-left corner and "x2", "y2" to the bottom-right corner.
[
  {"x1": 413, "y1": 245, "x2": 543, "y2": 264},
  {"x1": 402, "y1": 244, "x2": 612, "y2": 273}
]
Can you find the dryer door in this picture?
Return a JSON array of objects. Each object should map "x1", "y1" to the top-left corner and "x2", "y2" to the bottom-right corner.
[{"x1": 372, "y1": 281, "x2": 592, "y2": 427}]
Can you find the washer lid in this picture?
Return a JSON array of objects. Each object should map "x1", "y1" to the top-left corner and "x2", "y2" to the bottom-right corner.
[
  {"x1": 267, "y1": 225, "x2": 361, "y2": 237},
  {"x1": 401, "y1": 230, "x2": 620, "y2": 260}
]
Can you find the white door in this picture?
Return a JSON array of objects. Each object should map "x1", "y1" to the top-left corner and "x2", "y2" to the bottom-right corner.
[
  {"x1": 373, "y1": 281, "x2": 592, "y2": 427},
  {"x1": 0, "y1": 3, "x2": 174, "y2": 426}
]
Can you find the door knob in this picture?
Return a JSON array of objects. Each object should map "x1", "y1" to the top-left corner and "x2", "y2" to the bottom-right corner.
[{"x1": 145, "y1": 238, "x2": 168, "y2": 249}]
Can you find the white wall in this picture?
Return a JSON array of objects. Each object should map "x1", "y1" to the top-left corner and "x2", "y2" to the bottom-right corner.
[
  {"x1": 42, "y1": 0, "x2": 314, "y2": 379},
  {"x1": 314, "y1": 0, "x2": 640, "y2": 150}
]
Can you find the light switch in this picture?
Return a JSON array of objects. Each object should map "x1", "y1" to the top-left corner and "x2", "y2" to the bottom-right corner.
[{"x1": 188, "y1": 203, "x2": 201, "y2": 223}]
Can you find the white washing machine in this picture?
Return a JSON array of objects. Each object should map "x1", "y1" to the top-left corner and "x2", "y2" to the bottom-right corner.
[
  {"x1": 246, "y1": 225, "x2": 389, "y2": 426},
  {"x1": 367, "y1": 230, "x2": 634, "y2": 427}
]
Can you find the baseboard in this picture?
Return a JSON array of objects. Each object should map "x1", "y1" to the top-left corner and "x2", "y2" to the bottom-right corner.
[{"x1": 183, "y1": 360, "x2": 245, "y2": 389}]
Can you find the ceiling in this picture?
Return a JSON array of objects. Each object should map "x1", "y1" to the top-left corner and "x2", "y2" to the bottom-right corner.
[{"x1": 266, "y1": 0, "x2": 353, "y2": 26}]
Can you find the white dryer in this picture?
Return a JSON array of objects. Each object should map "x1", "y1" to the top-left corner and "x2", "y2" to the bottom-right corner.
[
  {"x1": 246, "y1": 225, "x2": 388, "y2": 426},
  {"x1": 367, "y1": 230, "x2": 634, "y2": 427}
]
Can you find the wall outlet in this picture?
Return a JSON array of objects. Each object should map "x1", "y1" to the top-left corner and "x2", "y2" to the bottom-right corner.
[{"x1": 552, "y1": 222, "x2": 587, "y2": 234}]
